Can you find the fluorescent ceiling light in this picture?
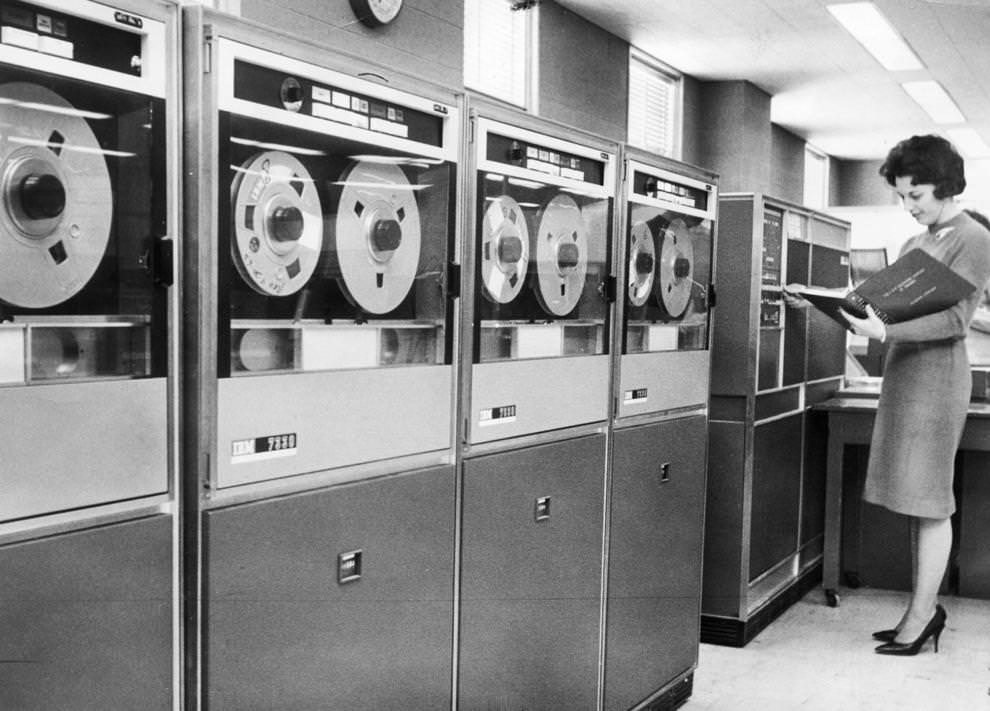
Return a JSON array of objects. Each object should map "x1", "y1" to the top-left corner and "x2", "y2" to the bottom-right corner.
[
  {"x1": 946, "y1": 127, "x2": 990, "y2": 158},
  {"x1": 827, "y1": 2, "x2": 923, "y2": 71},
  {"x1": 901, "y1": 80, "x2": 965, "y2": 124}
]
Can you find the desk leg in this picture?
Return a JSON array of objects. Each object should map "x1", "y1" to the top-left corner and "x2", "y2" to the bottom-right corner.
[{"x1": 823, "y1": 436, "x2": 845, "y2": 607}]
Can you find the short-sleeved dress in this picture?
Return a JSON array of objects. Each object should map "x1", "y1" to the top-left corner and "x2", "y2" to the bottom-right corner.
[{"x1": 863, "y1": 211, "x2": 990, "y2": 518}]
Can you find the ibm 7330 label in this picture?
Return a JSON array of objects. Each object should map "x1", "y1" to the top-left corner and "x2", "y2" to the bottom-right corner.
[
  {"x1": 479, "y1": 405, "x2": 517, "y2": 427},
  {"x1": 623, "y1": 388, "x2": 649, "y2": 404},
  {"x1": 231, "y1": 432, "x2": 298, "y2": 463}
]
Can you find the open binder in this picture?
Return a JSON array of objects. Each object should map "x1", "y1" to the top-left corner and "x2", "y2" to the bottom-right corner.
[{"x1": 788, "y1": 248, "x2": 977, "y2": 329}]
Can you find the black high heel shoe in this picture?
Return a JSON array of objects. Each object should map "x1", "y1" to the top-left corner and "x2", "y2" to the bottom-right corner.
[
  {"x1": 872, "y1": 628, "x2": 898, "y2": 642},
  {"x1": 875, "y1": 604, "x2": 947, "y2": 656}
]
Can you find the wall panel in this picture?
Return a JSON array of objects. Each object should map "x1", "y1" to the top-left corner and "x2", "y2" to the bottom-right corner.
[
  {"x1": 239, "y1": 0, "x2": 463, "y2": 88},
  {"x1": 771, "y1": 124, "x2": 805, "y2": 204},
  {"x1": 835, "y1": 159, "x2": 895, "y2": 207},
  {"x1": 681, "y1": 74, "x2": 703, "y2": 167},
  {"x1": 697, "y1": 81, "x2": 772, "y2": 194},
  {"x1": 538, "y1": 1, "x2": 628, "y2": 140}
]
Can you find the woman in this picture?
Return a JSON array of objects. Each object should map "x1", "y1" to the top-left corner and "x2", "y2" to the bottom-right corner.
[{"x1": 846, "y1": 135, "x2": 990, "y2": 655}]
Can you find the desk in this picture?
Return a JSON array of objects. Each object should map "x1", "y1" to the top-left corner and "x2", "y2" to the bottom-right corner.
[{"x1": 815, "y1": 395, "x2": 990, "y2": 606}]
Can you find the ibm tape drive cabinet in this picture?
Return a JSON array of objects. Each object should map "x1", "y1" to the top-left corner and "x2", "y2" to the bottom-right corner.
[{"x1": 182, "y1": 7, "x2": 461, "y2": 708}]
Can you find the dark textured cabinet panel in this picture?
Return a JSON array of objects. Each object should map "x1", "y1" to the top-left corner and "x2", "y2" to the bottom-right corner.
[
  {"x1": 710, "y1": 198, "x2": 758, "y2": 397},
  {"x1": 458, "y1": 435, "x2": 606, "y2": 711},
  {"x1": 801, "y1": 409, "x2": 829, "y2": 546},
  {"x1": 204, "y1": 466, "x2": 455, "y2": 711},
  {"x1": 703, "y1": 420, "x2": 747, "y2": 618},
  {"x1": 605, "y1": 416, "x2": 707, "y2": 711},
  {"x1": 0, "y1": 516, "x2": 172, "y2": 711},
  {"x1": 958, "y1": 452, "x2": 990, "y2": 598},
  {"x1": 784, "y1": 239, "x2": 810, "y2": 386},
  {"x1": 749, "y1": 414, "x2": 803, "y2": 581},
  {"x1": 808, "y1": 243, "x2": 850, "y2": 381}
]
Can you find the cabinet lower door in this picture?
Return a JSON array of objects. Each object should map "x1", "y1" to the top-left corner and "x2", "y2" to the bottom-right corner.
[
  {"x1": 458, "y1": 434, "x2": 606, "y2": 711},
  {"x1": 204, "y1": 466, "x2": 456, "y2": 711},
  {"x1": 605, "y1": 416, "x2": 707, "y2": 711},
  {"x1": 0, "y1": 515, "x2": 173, "y2": 711}
]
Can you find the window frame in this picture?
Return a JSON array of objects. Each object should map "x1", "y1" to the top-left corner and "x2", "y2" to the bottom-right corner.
[
  {"x1": 627, "y1": 48, "x2": 682, "y2": 159},
  {"x1": 803, "y1": 144, "x2": 830, "y2": 209},
  {"x1": 463, "y1": 0, "x2": 539, "y2": 111}
]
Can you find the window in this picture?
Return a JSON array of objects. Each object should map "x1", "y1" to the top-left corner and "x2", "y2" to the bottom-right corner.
[
  {"x1": 627, "y1": 50, "x2": 680, "y2": 158},
  {"x1": 464, "y1": 0, "x2": 537, "y2": 109},
  {"x1": 804, "y1": 145, "x2": 829, "y2": 209}
]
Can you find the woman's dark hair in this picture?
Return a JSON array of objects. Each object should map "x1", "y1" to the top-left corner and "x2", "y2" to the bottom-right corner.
[{"x1": 879, "y1": 134, "x2": 966, "y2": 199}]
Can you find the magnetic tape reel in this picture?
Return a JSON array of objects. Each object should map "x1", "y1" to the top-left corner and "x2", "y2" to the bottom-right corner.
[
  {"x1": 627, "y1": 220, "x2": 656, "y2": 307},
  {"x1": 654, "y1": 217, "x2": 694, "y2": 319},
  {"x1": 332, "y1": 160, "x2": 421, "y2": 315},
  {"x1": 231, "y1": 151, "x2": 323, "y2": 296},
  {"x1": 481, "y1": 195, "x2": 530, "y2": 304},
  {"x1": 533, "y1": 193, "x2": 589, "y2": 316},
  {"x1": 0, "y1": 83, "x2": 112, "y2": 309}
]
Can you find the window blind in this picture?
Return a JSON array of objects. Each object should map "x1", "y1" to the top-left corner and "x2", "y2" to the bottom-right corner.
[
  {"x1": 804, "y1": 147, "x2": 829, "y2": 209},
  {"x1": 628, "y1": 53, "x2": 678, "y2": 158},
  {"x1": 464, "y1": 0, "x2": 531, "y2": 108}
]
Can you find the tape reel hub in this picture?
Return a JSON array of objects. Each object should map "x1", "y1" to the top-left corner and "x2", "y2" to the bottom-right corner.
[
  {"x1": 498, "y1": 234, "x2": 523, "y2": 264},
  {"x1": 232, "y1": 150, "x2": 323, "y2": 296},
  {"x1": 363, "y1": 202, "x2": 403, "y2": 261},
  {"x1": 3, "y1": 154, "x2": 68, "y2": 237},
  {"x1": 19, "y1": 170, "x2": 66, "y2": 223},
  {"x1": 0, "y1": 82, "x2": 113, "y2": 309},
  {"x1": 481, "y1": 195, "x2": 529, "y2": 304},
  {"x1": 556, "y1": 242, "x2": 580, "y2": 272},
  {"x1": 267, "y1": 204, "x2": 305, "y2": 249}
]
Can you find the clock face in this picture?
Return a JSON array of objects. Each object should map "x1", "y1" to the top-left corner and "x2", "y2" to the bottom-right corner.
[{"x1": 350, "y1": 0, "x2": 404, "y2": 26}]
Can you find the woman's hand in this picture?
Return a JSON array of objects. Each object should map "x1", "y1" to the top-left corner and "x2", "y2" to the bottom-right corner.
[
  {"x1": 842, "y1": 304, "x2": 887, "y2": 342},
  {"x1": 782, "y1": 283, "x2": 810, "y2": 309}
]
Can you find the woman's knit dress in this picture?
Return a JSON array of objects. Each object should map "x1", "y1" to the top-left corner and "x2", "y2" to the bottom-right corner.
[{"x1": 863, "y1": 211, "x2": 990, "y2": 517}]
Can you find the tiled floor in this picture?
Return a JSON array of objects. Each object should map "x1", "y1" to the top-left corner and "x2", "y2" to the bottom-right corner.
[{"x1": 685, "y1": 586, "x2": 990, "y2": 710}]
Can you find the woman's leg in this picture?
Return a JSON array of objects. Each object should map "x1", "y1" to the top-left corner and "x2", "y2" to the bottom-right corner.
[
  {"x1": 910, "y1": 516, "x2": 919, "y2": 591},
  {"x1": 889, "y1": 517, "x2": 920, "y2": 634},
  {"x1": 896, "y1": 515, "x2": 951, "y2": 642}
]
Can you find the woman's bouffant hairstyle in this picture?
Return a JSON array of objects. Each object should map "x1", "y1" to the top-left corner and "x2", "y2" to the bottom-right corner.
[{"x1": 879, "y1": 134, "x2": 966, "y2": 199}]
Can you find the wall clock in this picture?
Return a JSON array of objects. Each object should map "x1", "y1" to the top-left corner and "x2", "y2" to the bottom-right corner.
[{"x1": 349, "y1": 0, "x2": 404, "y2": 27}]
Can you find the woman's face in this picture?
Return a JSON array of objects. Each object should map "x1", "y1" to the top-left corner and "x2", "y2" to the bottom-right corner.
[{"x1": 894, "y1": 176, "x2": 948, "y2": 225}]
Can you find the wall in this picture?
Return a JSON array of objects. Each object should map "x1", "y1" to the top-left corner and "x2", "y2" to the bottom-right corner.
[
  {"x1": 691, "y1": 81, "x2": 812, "y2": 201},
  {"x1": 770, "y1": 125, "x2": 806, "y2": 205},
  {"x1": 537, "y1": 1, "x2": 628, "y2": 141},
  {"x1": 681, "y1": 75, "x2": 703, "y2": 168},
  {"x1": 237, "y1": 0, "x2": 463, "y2": 88},
  {"x1": 696, "y1": 81, "x2": 772, "y2": 194},
  {"x1": 828, "y1": 157, "x2": 842, "y2": 208},
  {"x1": 833, "y1": 159, "x2": 895, "y2": 207}
]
